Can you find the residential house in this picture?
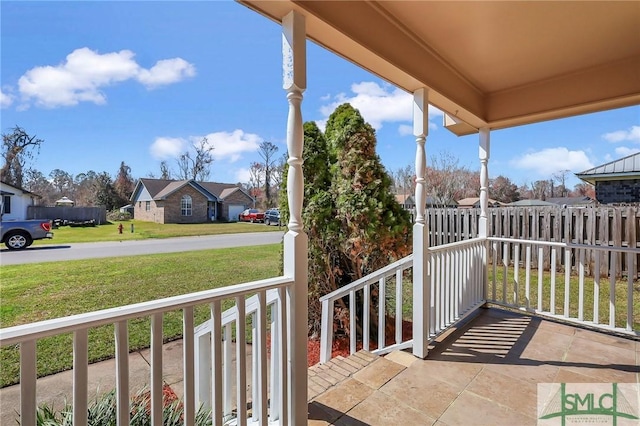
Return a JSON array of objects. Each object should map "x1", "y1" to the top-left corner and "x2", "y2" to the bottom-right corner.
[
  {"x1": 456, "y1": 197, "x2": 503, "y2": 209},
  {"x1": 576, "y1": 152, "x2": 640, "y2": 204},
  {"x1": 2, "y1": 3, "x2": 639, "y2": 426},
  {"x1": 0, "y1": 180, "x2": 42, "y2": 221},
  {"x1": 130, "y1": 178, "x2": 254, "y2": 224}
]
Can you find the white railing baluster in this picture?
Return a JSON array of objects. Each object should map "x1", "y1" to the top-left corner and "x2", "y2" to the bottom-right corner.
[
  {"x1": 257, "y1": 291, "x2": 268, "y2": 425},
  {"x1": 251, "y1": 313, "x2": 258, "y2": 423},
  {"x1": 319, "y1": 299, "x2": 332, "y2": 364},
  {"x1": 151, "y1": 314, "x2": 163, "y2": 426},
  {"x1": 395, "y1": 270, "x2": 402, "y2": 344},
  {"x1": 525, "y1": 245, "x2": 531, "y2": 310},
  {"x1": 492, "y1": 241, "x2": 498, "y2": 301},
  {"x1": 20, "y1": 340, "x2": 37, "y2": 426},
  {"x1": 235, "y1": 296, "x2": 247, "y2": 426},
  {"x1": 578, "y1": 250, "x2": 585, "y2": 321},
  {"x1": 594, "y1": 255, "x2": 601, "y2": 324},
  {"x1": 73, "y1": 329, "x2": 88, "y2": 426},
  {"x1": 502, "y1": 242, "x2": 508, "y2": 304},
  {"x1": 514, "y1": 244, "x2": 520, "y2": 306},
  {"x1": 627, "y1": 252, "x2": 635, "y2": 332},
  {"x1": 538, "y1": 247, "x2": 544, "y2": 311},
  {"x1": 223, "y1": 324, "x2": 232, "y2": 418},
  {"x1": 429, "y1": 254, "x2": 435, "y2": 336},
  {"x1": 550, "y1": 247, "x2": 557, "y2": 315},
  {"x1": 269, "y1": 302, "x2": 279, "y2": 422},
  {"x1": 610, "y1": 253, "x2": 617, "y2": 328},
  {"x1": 564, "y1": 248, "x2": 571, "y2": 317},
  {"x1": 363, "y1": 284, "x2": 370, "y2": 351},
  {"x1": 277, "y1": 287, "x2": 288, "y2": 426},
  {"x1": 349, "y1": 290, "x2": 356, "y2": 355},
  {"x1": 115, "y1": 320, "x2": 129, "y2": 426},
  {"x1": 211, "y1": 301, "x2": 223, "y2": 426},
  {"x1": 183, "y1": 307, "x2": 196, "y2": 426},
  {"x1": 378, "y1": 278, "x2": 386, "y2": 350}
]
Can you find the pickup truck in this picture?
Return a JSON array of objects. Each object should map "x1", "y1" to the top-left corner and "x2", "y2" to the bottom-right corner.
[{"x1": 0, "y1": 219, "x2": 54, "y2": 250}]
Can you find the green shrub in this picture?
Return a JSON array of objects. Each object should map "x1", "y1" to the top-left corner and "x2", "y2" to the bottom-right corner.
[
  {"x1": 20, "y1": 386, "x2": 213, "y2": 426},
  {"x1": 106, "y1": 210, "x2": 132, "y2": 222}
]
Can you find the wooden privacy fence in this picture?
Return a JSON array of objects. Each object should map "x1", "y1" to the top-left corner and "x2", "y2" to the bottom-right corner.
[
  {"x1": 426, "y1": 206, "x2": 640, "y2": 278},
  {"x1": 28, "y1": 206, "x2": 107, "y2": 224}
]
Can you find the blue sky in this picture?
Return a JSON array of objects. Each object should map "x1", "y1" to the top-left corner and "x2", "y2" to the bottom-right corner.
[{"x1": 2, "y1": 1, "x2": 639, "y2": 191}]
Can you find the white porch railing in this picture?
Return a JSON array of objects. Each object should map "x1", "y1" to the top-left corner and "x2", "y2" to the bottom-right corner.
[
  {"x1": 194, "y1": 288, "x2": 284, "y2": 424},
  {"x1": 319, "y1": 237, "x2": 487, "y2": 363},
  {"x1": 0, "y1": 276, "x2": 293, "y2": 426},
  {"x1": 487, "y1": 237, "x2": 640, "y2": 335}
]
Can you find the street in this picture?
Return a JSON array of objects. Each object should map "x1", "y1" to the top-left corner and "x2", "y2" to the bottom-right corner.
[{"x1": 0, "y1": 231, "x2": 285, "y2": 265}]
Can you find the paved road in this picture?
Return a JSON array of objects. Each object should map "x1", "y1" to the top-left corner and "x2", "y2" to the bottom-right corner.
[{"x1": 0, "y1": 231, "x2": 285, "y2": 265}]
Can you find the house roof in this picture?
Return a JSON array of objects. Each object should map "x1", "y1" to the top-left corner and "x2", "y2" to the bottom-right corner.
[
  {"x1": 240, "y1": 1, "x2": 640, "y2": 136},
  {"x1": 457, "y1": 197, "x2": 502, "y2": 207},
  {"x1": 133, "y1": 178, "x2": 252, "y2": 202},
  {"x1": 508, "y1": 199, "x2": 558, "y2": 207},
  {"x1": 545, "y1": 196, "x2": 595, "y2": 207},
  {"x1": 575, "y1": 152, "x2": 640, "y2": 184},
  {"x1": 0, "y1": 180, "x2": 41, "y2": 198}
]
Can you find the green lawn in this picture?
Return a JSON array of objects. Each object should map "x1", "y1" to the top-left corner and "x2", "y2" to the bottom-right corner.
[
  {"x1": 0, "y1": 244, "x2": 281, "y2": 387},
  {"x1": 32, "y1": 219, "x2": 281, "y2": 246}
]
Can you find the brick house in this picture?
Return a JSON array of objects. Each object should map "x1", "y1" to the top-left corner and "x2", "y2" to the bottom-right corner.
[
  {"x1": 576, "y1": 152, "x2": 640, "y2": 204},
  {"x1": 130, "y1": 178, "x2": 254, "y2": 224}
]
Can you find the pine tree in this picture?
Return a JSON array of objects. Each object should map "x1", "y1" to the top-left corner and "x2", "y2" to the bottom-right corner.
[{"x1": 282, "y1": 104, "x2": 412, "y2": 336}]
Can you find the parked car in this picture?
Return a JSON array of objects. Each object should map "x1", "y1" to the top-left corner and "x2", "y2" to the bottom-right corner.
[
  {"x1": 238, "y1": 209, "x2": 264, "y2": 223},
  {"x1": 264, "y1": 208, "x2": 281, "y2": 226}
]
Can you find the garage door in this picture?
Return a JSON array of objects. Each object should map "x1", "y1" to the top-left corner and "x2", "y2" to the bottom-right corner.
[{"x1": 228, "y1": 205, "x2": 245, "y2": 222}]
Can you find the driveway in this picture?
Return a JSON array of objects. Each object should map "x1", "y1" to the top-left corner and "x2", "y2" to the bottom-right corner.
[{"x1": 0, "y1": 231, "x2": 285, "y2": 265}]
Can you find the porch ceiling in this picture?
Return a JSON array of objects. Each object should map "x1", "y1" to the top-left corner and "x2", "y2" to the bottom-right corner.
[{"x1": 239, "y1": 1, "x2": 640, "y2": 135}]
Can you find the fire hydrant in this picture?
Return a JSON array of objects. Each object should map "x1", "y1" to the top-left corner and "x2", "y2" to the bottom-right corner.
[{"x1": 118, "y1": 223, "x2": 123, "y2": 234}]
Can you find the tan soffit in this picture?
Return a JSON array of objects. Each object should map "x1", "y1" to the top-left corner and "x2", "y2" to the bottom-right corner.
[{"x1": 238, "y1": 1, "x2": 640, "y2": 135}]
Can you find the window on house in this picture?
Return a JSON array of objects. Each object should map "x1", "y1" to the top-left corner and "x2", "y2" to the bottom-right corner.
[
  {"x1": 2, "y1": 195, "x2": 11, "y2": 214},
  {"x1": 145, "y1": 201, "x2": 151, "y2": 211},
  {"x1": 181, "y1": 195, "x2": 192, "y2": 216}
]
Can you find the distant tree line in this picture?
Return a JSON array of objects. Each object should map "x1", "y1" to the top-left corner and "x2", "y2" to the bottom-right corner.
[{"x1": 389, "y1": 155, "x2": 595, "y2": 206}]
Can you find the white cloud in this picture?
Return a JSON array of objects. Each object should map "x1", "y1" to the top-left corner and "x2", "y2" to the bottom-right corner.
[
  {"x1": 318, "y1": 81, "x2": 443, "y2": 131},
  {"x1": 150, "y1": 137, "x2": 188, "y2": 160},
  {"x1": 0, "y1": 89, "x2": 13, "y2": 108},
  {"x1": 510, "y1": 147, "x2": 594, "y2": 177},
  {"x1": 17, "y1": 47, "x2": 195, "y2": 108},
  {"x1": 234, "y1": 167, "x2": 251, "y2": 183},
  {"x1": 137, "y1": 58, "x2": 196, "y2": 88},
  {"x1": 201, "y1": 129, "x2": 262, "y2": 163},
  {"x1": 602, "y1": 126, "x2": 640, "y2": 143},
  {"x1": 614, "y1": 146, "x2": 640, "y2": 157}
]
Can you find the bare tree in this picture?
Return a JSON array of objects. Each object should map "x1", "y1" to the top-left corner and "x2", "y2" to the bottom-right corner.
[
  {"x1": 553, "y1": 169, "x2": 571, "y2": 197},
  {"x1": 159, "y1": 160, "x2": 172, "y2": 179},
  {"x1": 248, "y1": 161, "x2": 265, "y2": 206},
  {"x1": 394, "y1": 164, "x2": 414, "y2": 198},
  {"x1": 1, "y1": 126, "x2": 43, "y2": 187},
  {"x1": 426, "y1": 152, "x2": 469, "y2": 207},
  {"x1": 176, "y1": 137, "x2": 215, "y2": 181},
  {"x1": 258, "y1": 141, "x2": 279, "y2": 205}
]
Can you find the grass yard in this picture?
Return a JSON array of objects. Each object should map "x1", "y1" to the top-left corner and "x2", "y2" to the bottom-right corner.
[
  {"x1": 31, "y1": 220, "x2": 281, "y2": 246},
  {"x1": 0, "y1": 244, "x2": 281, "y2": 387},
  {"x1": 488, "y1": 266, "x2": 640, "y2": 330}
]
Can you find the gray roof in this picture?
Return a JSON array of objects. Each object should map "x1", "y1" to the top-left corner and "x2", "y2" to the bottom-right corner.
[
  {"x1": 508, "y1": 199, "x2": 557, "y2": 206},
  {"x1": 134, "y1": 178, "x2": 251, "y2": 202},
  {"x1": 576, "y1": 152, "x2": 640, "y2": 184}
]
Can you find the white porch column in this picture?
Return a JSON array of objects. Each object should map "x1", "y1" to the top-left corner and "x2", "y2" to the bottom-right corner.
[
  {"x1": 282, "y1": 10, "x2": 308, "y2": 426},
  {"x1": 412, "y1": 88, "x2": 430, "y2": 359},
  {"x1": 478, "y1": 128, "x2": 490, "y2": 238}
]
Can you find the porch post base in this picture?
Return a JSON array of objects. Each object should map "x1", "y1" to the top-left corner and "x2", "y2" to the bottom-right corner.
[{"x1": 412, "y1": 222, "x2": 430, "y2": 359}]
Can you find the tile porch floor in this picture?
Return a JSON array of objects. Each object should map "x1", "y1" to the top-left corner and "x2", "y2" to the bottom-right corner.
[{"x1": 307, "y1": 307, "x2": 640, "y2": 425}]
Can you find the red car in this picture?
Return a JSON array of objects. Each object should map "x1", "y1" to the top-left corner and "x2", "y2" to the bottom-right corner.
[{"x1": 238, "y1": 208, "x2": 265, "y2": 223}]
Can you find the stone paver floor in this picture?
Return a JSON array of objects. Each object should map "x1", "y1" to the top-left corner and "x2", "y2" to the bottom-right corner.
[{"x1": 307, "y1": 307, "x2": 640, "y2": 425}]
